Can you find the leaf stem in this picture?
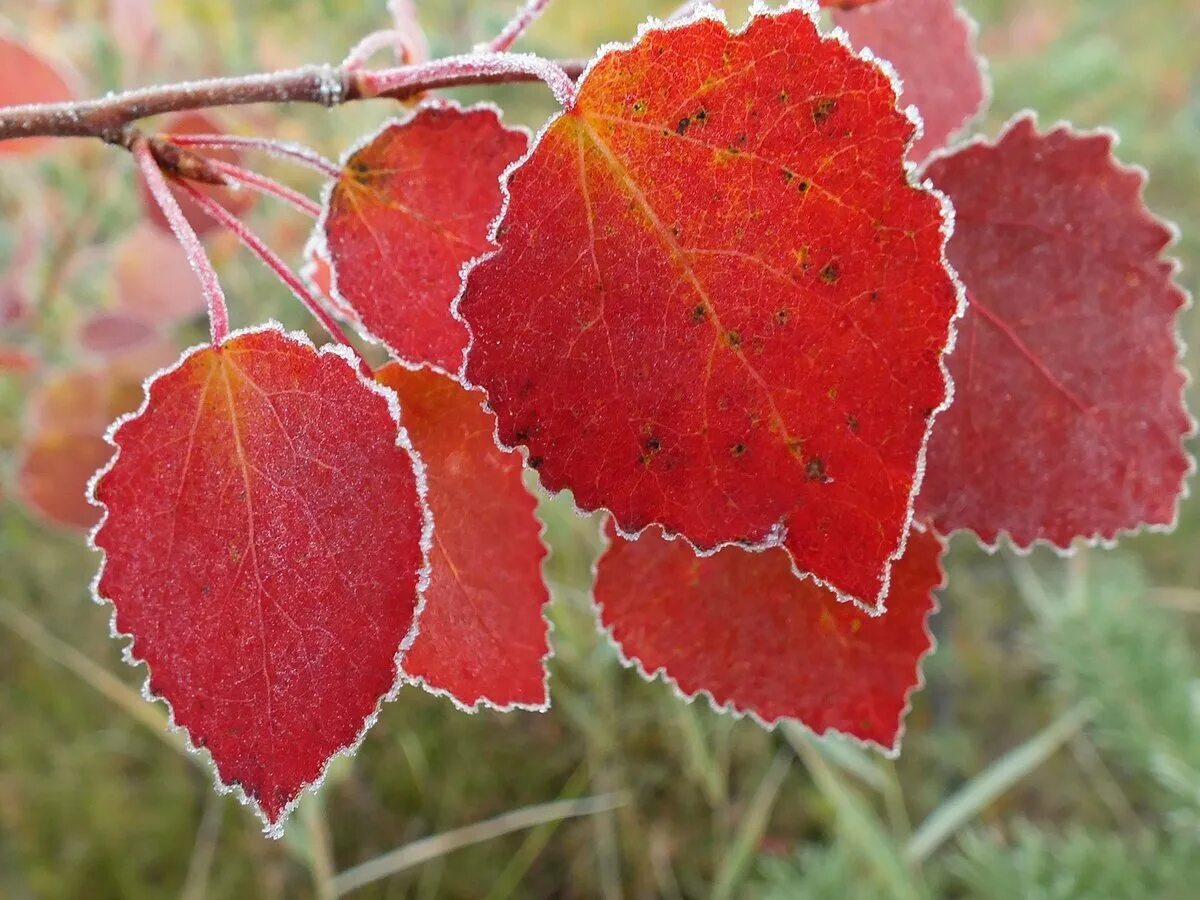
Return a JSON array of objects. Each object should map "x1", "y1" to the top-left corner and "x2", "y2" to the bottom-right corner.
[
  {"x1": 176, "y1": 179, "x2": 371, "y2": 374},
  {"x1": 208, "y1": 159, "x2": 322, "y2": 217},
  {"x1": 133, "y1": 138, "x2": 230, "y2": 344},
  {"x1": 359, "y1": 51, "x2": 576, "y2": 109},
  {"x1": 164, "y1": 133, "x2": 342, "y2": 179},
  {"x1": 486, "y1": 0, "x2": 556, "y2": 52}
]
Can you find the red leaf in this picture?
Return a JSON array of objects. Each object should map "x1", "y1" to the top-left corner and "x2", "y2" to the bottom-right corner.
[
  {"x1": 594, "y1": 521, "x2": 943, "y2": 750},
  {"x1": 90, "y1": 326, "x2": 429, "y2": 831},
  {"x1": 322, "y1": 103, "x2": 528, "y2": 371},
  {"x1": 832, "y1": 0, "x2": 988, "y2": 162},
  {"x1": 0, "y1": 34, "x2": 75, "y2": 157},
  {"x1": 302, "y1": 232, "x2": 360, "y2": 326},
  {"x1": 137, "y1": 111, "x2": 255, "y2": 237},
  {"x1": 376, "y1": 364, "x2": 551, "y2": 710},
  {"x1": 78, "y1": 312, "x2": 161, "y2": 358},
  {"x1": 16, "y1": 356, "x2": 169, "y2": 530},
  {"x1": 918, "y1": 115, "x2": 1194, "y2": 548},
  {"x1": 458, "y1": 7, "x2": 960, "y2": 609}
]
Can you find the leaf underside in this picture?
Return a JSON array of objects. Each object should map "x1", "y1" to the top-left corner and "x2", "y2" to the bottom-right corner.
[{"x1": 918, "y1": 115, "x2": 1193, "y2": 549}]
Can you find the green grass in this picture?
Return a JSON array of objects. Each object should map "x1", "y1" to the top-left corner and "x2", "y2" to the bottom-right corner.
[{"x1": 1, "y1": 1, "x2": 1198, "y2": 896}]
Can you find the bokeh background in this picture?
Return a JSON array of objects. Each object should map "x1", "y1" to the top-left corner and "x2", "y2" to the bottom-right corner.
[{"x1": 1, "y1": 1, "x2": 1198, "y2": 897}]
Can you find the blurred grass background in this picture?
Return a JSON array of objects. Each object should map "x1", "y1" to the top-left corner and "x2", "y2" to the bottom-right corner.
[{"x1": 1, "y1": 0, "x2": 1198, "y2": 897}]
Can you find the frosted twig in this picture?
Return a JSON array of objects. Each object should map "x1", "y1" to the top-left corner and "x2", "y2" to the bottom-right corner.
[{"x1": 133, "y1": 139, "x2": 230, "y2": 344}]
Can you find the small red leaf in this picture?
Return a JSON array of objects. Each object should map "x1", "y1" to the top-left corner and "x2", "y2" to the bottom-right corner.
[
  {"x1": 459, "y1": 8, "x2": 960, "y2": 609},
  {"x1": 302, "y1": 233, "x2": 360, "y2": 326},
  {"x1": 322, "y1": 103, "x2": 528, "y2": 371},
  {"x1": 918, "y1": 115, "x2": 1194, "y2": 548},
  {"x1": 595, "y1": 521, "x2": 943, "y2": 750},
  {"x1": 832, "y1": 0, "x2": 988, "y2": 162},
  {"x1": 16, "y1": 358, "x2": 165, "y2": 530},
  {"x1": 137, "y1": 111, "x2": 255, "y2": 237},
  {"x1": 90, "y1": 326, "x2": 429, "y2": 830},
  {"x1": 376, "y1": 364, "x2": 551, "y2": 710},
  {"x1": 112, "y1": 223, "x2": 210, "y2": 326},
  {"x1": 0, "y1": 34, "x2": 75, "y2": 157}
]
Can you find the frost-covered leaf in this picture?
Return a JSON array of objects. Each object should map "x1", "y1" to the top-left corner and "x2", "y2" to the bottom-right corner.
[
  {"x1": 90, "y1": 325, "x2": 428, "y2": 831},
  {"x1": 302, "y1": 237, "x2": 360, "y2": 326},
  {"x1": 832, "y1": 0, "x2": 987, "y2": 162},
  {"x1": 918, "y1": 115, "x2": 1193, "y2": 549},
  {"x1": 78, "y1": 312, "x2": 160, "y2": 357},
  {"x1": 594, "y1": 521, "x2": 943, "y2": 750},
  {"x1": 322, "y1": 103, "x2": 527, "y2": 372},
  {"x1": 459, "y1": 7, "x2": 960, "y2": 609},
  {"x1": 137, "y1": 111, "x2": 255, "y2": 237},
  {"x1": 111, "y1": 223, "x2": 209, "y2": 326},
  {"x1": 376, "y1": 364, "x2": 551, "y2": 710},
  {"x1": 0, "y1": 34, "x2": 75, "y2": 157}
]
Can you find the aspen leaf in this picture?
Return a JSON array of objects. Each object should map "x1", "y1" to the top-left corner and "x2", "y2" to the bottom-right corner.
[
  {"x1": 458, "y1": 6, "x2": 960, "y2": 609},
  {"x1": 90, "y1": 325, "x2": 429, "y2": 832},
  {"x1": 322, "y1": 103, "x2": 528, "y2": 371},
  {"x1": 918, "y1": 115, "x2": 1193, "y2": 549},
  {"x1": 0, "y1": 34, "x2": 75, "y2": 157},
  {"x1": 594, "y1": 521, "x2": 943, "y2": 750},
  {"x1": 377, "y1": 364, "x2": 551, "y2": 710}
]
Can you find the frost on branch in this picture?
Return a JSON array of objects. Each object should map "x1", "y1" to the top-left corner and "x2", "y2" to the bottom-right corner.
[
  {"x1": 321, "y1": 103, "x2": 527, "y2": 372},
  {"x1": 594, "y1": 521, "x2": 944, "y2": 751},
  {"x1": 136, "y1": 111, "x2": 255, "y2": 237},
  {"x1": 90, "y1": 326, "x2": 429, "y2": 833},
  {"x1": 918, "y1": 115, "x2": 1194, "y2": 550},
  {"x1": 458, "y1": 6, "x2": 961, "y2": 610},
  {"x1": 376, "y1": 364, "x2": 551, "y2": 710},
  {"x1": 831, "y1": 0, "x2": 988, "y2": 163}
]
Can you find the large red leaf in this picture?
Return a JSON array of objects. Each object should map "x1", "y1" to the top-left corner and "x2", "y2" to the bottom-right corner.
[
  {"x1": 595, "y1": 521, "x2": 943, "y2": 750},
  {"x1": 321, "y1": 103, "x2": 528, "y2": 372},
  {"x1": 918, "y1": 115, "x2": 1194, "y2": 549},
  {"x1": 458, "y1": 7, "x2": 960, "y2": 609},
  {"x1": 0, "y1": 34, "x2": 75, "y2": 157},
  {"x1": 90, "y1": 325, "x2": 429, "y2": 831},
  {"x1": 376, "y1": 364, "x2": 551, "y2": 710},
  {"x1": 832, "y1": 0, "x2": 988, "y2": 163}
]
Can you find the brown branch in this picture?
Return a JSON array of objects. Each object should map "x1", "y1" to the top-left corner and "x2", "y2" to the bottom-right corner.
[{"x1": 0, "y1": 58, "x2": 587, "y2": 145}]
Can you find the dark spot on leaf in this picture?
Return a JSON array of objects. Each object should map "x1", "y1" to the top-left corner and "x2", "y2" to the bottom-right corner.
[
  {"x1": 695, "y1": 108, "x2": 708, "y2": 123},
  {"x1": 782, "y1": 169, "x2": 794, "y2": 183},
  {"x1": 645, "y1": 437, "x2": 661, "y2": 452},
  {"x1": 820, "y1": 263, "x2": 840, "y2": 284},
  {"x1": 870, "y1": 290, "x2": 880, "y2": 302},
  {"x1": 691, "y1": 304, "x2": 708, "y2": 323},
  {"x1": 725, "y1": 330, "x2": 742, "y2": 348},
  {"x1": 731, "y1": 442, "x2": 747, "y2": 457},
  {"x1": 632, "y1": 99, "x2": 646, "y2": 114},
  {"x1": 528, "y1": 455, "x2": 544, "y2": 470},
  {"x1": 787, "y1": 438, "x2": 805, "y2": 457},
  {"x1": 813, "y1": 97, "x2": 838, "y2": 124},
  {"x1": 677, "y1": 117, "x2": 691, "y2": 135},
  {"x1": 778, "y1": 90, "x2": 789, "y2": 103},
  {"x1": 797, "y1": 180, "x2": 811, "y2": 194},
  {"x1": 806, "y1": 456, "x2": 828, "y2": 482},
  {"x1": 846, "y1": 414, "x2": 860, "y2": 433},
  {"x1": 775, "y1": 308, "x2": 790, "y2": 325}
]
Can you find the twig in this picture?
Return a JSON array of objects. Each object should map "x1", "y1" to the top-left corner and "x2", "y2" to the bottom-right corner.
[
  {"x1": 0, "y1": 56, "x2": 586, "y2": 144},
  {"x1": 208, "y1": 158, "x2": 323, "y2": 217},
  {"x1": 164, "y1": 133, "x2": 341, "y2": 179}
]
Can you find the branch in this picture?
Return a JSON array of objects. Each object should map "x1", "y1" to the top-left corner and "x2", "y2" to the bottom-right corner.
[{"x1": 0, "y1": 56, "x2": 586, "y2": 145}]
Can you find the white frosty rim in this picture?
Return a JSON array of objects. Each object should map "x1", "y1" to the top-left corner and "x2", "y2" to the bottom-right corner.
[
  {"x1": 85, "y1": 321, "x2": 435, "y2": 838},
  {"x1": 312, "y1": 98, "x2": 533, "y2": 383},
  {"x1": 451, "y1": 0, "x2": 967, "y2": 617},
  {"x1": 920, "y1": 110, "x2": 1197, "y2": 558},
  {"x1": 588, "y1": 513, "x2": 948, "y2": 757}
]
